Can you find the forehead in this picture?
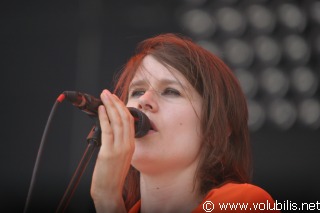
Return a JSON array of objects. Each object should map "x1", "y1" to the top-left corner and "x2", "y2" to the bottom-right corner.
[{"x1": 131, "y1": 55, "x2": 188, "y2": 86}]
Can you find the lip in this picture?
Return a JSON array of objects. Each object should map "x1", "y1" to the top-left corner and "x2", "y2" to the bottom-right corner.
[
  {"x1": 148, "y1": 119, "x2": 158, "y2": 132},
  {"x1": 146, "y1": 129, "x2": 157, "y2": 135}
]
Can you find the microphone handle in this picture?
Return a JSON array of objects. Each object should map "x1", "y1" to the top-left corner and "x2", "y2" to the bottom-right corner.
[{"x1": 63, "y1": 91, "x2": 150, "y2": 138}]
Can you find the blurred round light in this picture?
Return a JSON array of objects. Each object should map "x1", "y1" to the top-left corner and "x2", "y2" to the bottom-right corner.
[
  {"x1": 248, "y1": 100, "x2": 266, "y2": 131},
  {"x1": 180, "y1": 9, "x2": 217, "y2": 38},
  {"x1": 253, "y1": 35, "x2": 282, "y2": 66},
  {"x1": 291, "y1": 66, "x2": 319, "y2": 97},
  {"x1": 246, "y1": 4, "x2": 276, "y2": 34},
  {"x1": 298, "y1": 98, "x2": 320, "y2": 129},
  {"x1": 234, "y1": 69, "x2": 258, "y2": 98},
  {"x1": 224, "y1": 39, "x2": 254, "y2": 68},
  {"x1": 277, "y1": 3, "x2": 307, "y2": 32},
  {"x1": 260, "y1": 67, "x2": 290, "y2": 97},
  {"x1": 197, "y1": 39, "x2": 223, "y2": 58},
  {"x1": 283, "y1": 34, "x2": 310, "y2": 65},
  {"x1": 216, "y1": 7, "x2": 247, "y2": 37},
  {"x1": 268, "y1": 99, "x2": 297, "y2": 130}
]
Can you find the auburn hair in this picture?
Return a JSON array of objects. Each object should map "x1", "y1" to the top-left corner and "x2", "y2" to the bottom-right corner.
[{"x1": 113, "y1": 33, "x2": 252, "y2": 210}]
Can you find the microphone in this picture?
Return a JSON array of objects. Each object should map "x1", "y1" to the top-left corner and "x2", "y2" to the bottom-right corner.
[{"x1": 62, "y1": 91, "x2": 151, "y2": 138}]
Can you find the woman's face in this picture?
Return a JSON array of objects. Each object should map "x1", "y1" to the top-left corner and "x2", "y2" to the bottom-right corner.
[{"x1": 126, "y1": 55, "x2": 203, "y2": 176}]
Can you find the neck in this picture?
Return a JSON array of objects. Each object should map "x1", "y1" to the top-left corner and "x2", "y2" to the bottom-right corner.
[{"x1": 139, "y1": 164, "x2": 203, "y2": 213}]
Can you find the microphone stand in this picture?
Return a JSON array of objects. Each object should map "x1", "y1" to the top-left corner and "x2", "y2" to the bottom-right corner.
[{"x1": 56, "y1": 119, "x2": 101, "y2": 213}]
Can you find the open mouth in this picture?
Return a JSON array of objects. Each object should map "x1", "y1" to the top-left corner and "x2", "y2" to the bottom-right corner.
[{"x1": 149, "y1": 120, "x2": 157, "y2": 131}]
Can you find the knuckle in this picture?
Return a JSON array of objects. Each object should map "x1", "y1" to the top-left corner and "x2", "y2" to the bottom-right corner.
[
  {"x1": 101, "y1": 128, "x2": 114, "y2": 138},
  {"x1": 113, "y1": 113, "x2": 123, "y2": 125}
]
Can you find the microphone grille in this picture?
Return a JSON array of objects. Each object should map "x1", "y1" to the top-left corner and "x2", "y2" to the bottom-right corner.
[{"x1": 128, "y1": 107, "x2": 151, "y2": 138}]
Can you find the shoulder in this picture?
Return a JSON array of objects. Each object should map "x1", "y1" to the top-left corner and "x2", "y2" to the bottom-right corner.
[
  {"x1": 191, "y1": 183, "x2": 280, "y2": 212},
  {"x1": 204, "y1": 182, "x2": 275, "y2": 203}
]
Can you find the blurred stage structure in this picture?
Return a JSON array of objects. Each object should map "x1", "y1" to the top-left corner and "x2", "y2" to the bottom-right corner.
[{"x1": 176, "y1": 0, "x2": 320, "y2": 131}]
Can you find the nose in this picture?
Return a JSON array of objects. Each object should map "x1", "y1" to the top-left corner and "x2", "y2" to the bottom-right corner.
[{"x1": 137, "y1": 90, "x2": 159, "y2": 113}]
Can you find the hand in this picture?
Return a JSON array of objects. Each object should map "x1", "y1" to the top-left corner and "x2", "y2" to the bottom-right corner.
[{"x1": 91, "y1": 89, "x2": 135, "y2": 212}]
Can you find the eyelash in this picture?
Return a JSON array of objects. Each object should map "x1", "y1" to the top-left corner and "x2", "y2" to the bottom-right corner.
[
  {"x1": 130, "y1": 88, "x2": 181, "y2": 98},
  {"x1": 130, "y1": 90, "x2": 145, "y2": 98}
]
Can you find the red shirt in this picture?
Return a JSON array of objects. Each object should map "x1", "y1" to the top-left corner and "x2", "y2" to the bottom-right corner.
[{"x1": 129, "y1": 183, "x2": 281, "y2": 212}]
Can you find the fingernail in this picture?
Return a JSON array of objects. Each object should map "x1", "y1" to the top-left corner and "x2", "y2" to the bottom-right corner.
[{"x1": 98, "y1": 105, "x2": 105, "y2": 113}]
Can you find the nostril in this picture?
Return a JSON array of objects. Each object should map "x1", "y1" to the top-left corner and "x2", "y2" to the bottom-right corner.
[
  {"x1": 145, "y1": 104, "x2": 153, "y2": 110},
  {"x1": 138, "y1": 96, "x2": 157, "y2": 112},
  {"x1": 139, "y1": 103, "x2": 152, "y2": 111}
]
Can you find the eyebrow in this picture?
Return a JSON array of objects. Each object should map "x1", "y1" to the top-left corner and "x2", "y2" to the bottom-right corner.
[{"x1": 129, "y1": 79, "x2": 183, "y2": 89}]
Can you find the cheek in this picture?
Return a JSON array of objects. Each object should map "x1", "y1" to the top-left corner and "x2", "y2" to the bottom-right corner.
[
  {"x1": 164, "y1": 109, "x2": 202, "y2": 143},
  {"x1": 126, "y1": 99, "x2": 137, "y2": 108},
  {"x1": 163, "y1": 115, "x2": 202, "y2": 164},
  {"x1": 173, "y1": 104, "x2": 201, "y2": 132}
]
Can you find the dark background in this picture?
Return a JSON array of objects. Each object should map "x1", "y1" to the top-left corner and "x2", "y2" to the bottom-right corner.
[{"x1": 1, "y1": 0, "x2": 319, "y2": 212}]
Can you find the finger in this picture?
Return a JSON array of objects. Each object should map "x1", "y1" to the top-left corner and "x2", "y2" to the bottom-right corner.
[
  {"x1": 97, "y1": 105, "x2": 114, "y2": 149},
  {"x1": 110, "y1": 94, "x2": 135, "y2": 145},
  {"x1": 101, "y1": 90, "x2": 124, "y2": 143}
]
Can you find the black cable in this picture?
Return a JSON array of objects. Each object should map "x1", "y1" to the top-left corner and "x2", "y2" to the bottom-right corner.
[{"x1": 23, "y1": 94, "x2": 65, "y2": 213}]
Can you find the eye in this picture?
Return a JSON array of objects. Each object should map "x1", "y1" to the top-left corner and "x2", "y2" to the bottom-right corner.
[
  {"x1": 162, "y1": 88, "x2": 181, "y2": 97},
  {"x1": 130, "y1": 89, "x2": 145, "y2": 98}
]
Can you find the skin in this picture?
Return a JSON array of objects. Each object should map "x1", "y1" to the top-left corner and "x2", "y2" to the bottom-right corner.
[
  {"x1": 91, "y1": 55, "x2": 204, "y2": 213},
  {"x1": 91, "y1": 89, "x2": 134, "y2": 213}
]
